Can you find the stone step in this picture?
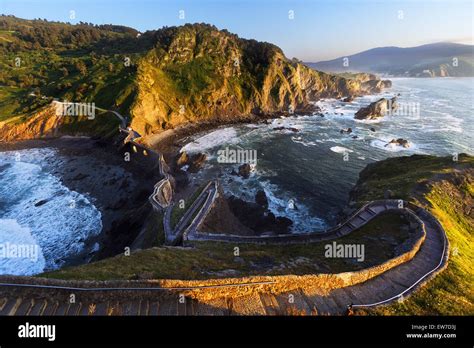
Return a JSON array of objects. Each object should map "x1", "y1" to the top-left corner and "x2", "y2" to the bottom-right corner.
[
  {"x1": 383, "y1": 268, "x2": 419, "y2": 288},
  {"x1": 177, "y1": 300, "x2": 187, "y2": 315},
  {"x1": 157, "y1": 299, "x2": 177, "y2": 315},
  {"x1": 138, "y1": 300, "x2": 149, "y2": 316},
  {"x1": 194, "y1": 297, "x2": 228, "y2": 316},
  {"x1": 273, "y1": 291, "x2": 293, "y2": 314},
  {"x1": 356, "y1": 278, "x2": 405, "y2": 304},
  {"x1": 370, "y1": 205, "x2": 385, "y2": 214},
  {"x1": 42, "y1": 302, "x2": 58, "y2": 316},
  {"x1": 376, "y1": 275, "x2": 408, "y2": 299},
  {"x1": 78, "y1": 303, "x2": 91, "y2": 316},
  {"x1": 94, "y1": 302, "x2": 108, "y2": 316},
  {"x1": 358, "y1": 212, "x2": 371, "y2": 221},
  {"x1": 302, "y1": 293, "x2": 332, "y2": 316},
  {"x1": 230, "y1": 293, "x2": 266, "y2": 315},
  {"x1": 422, "y1": 238, "x2": 443, "y2": 252},
  {"x1": 0, "y1": 298, "x2": 8, "y2": 312},
  {"x1": 328, "y1": 288, "x2": 355, "y2": 312},
  {"x1": 341, "y1": 286, "x2": 374, "y2": 305},
  {"x1": 346, "y1": 221, "x2": 357, "y2": 230},
  {"x1": 148, "y1": 301, "x2": 160, "y2": 316},
  {"x1": 66, "y1": 303, "x2": 81, "y2": 316},
  {"x1": 121, "y1": 301, "x2": 139, "y2": 316},
  {"x1": 366, "y1": 207, "x2": 377, "y2": 215},
  {"x1": 28, "y1": 300, "x2": 46, "y2": 316},
  {"x1": 107, "y1": 301, "x2": 122, "y2": 316},
  {"x1": 317, "y1": 295, "x2": 340, "y2": 315},
  {"x1": 15, "y1": 299, "x2": 34, "y2": 315},
  {"x1": 0, "y1": 202, "x2": 447, "y2": 318},
  {"x1": 404, "y1": 256, "x2": 437, "y2": 273},
  {"x1": 339, "y1": 226, "x2": 352, "y2": 235},
  {"x1": 55, "y1": 303, "x2": 70, "y2": 316},
  {"x1": 130, "y1": 301, "x2": 141, "y2": 315},
  {"x1": 291, "y1": 289, "x2": 317, "y2": 315},
  {"x1": 259, "y1": 293, "x2": 280, "y2": 315},
  {"x1": 351, "y1": 217, "x2": 366, "y2": 226},
  {"x1": 0, "y1": 298, "x2": 22, "y2": 316},
  {"x1": 186, "y1": 298, "x2": 197, "y2": 316}
]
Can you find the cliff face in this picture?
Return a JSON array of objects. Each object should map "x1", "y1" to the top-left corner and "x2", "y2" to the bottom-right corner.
[
  {"x1": 0, "y1": 103, "x2": 124, "y2": 142},
  {"x1": 0, "y1": 22, "x2": 390, "y2": 140},
  {"x1": 128, "y1": 24, "x2": 385, "y2": 135},
  {"x1": 0, "y1": 104, "x2": 62, "y2": 141}
]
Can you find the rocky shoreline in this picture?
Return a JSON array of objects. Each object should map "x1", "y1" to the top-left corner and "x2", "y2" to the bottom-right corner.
[
  {"x1": 0, "y1": 76, "x2": 397, "y2": 243},
  {"x1": 0, "y1": 137, "x2": 159, "y2": 265},
  {"x1": 144, "y1": 87, "x2": 405, "y2": 236}
]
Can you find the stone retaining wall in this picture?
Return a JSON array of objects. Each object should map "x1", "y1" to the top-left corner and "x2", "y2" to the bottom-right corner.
[
  {"x1": 186, "y1": 200, "x2": 408, "y2": 244},
  {"x1": 0, "y1": 207, "x2": 426, "y2": 302}
]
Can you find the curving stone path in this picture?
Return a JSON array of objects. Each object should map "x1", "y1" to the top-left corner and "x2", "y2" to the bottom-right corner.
[
  {"x1": 186, "y1": 194, "x2": 416, "y2": 244},
  {"x1": 0, "y1": 200, "x2": 448, "y2": 316}
]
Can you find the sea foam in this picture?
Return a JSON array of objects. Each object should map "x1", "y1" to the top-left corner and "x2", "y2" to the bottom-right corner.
[{"x1": 0, "y1": 148, "x2": 102, "y2": 275}]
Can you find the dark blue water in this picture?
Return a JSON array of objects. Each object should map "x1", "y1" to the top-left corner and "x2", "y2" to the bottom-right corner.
[
  {"x1": 182, "y1": 78, "x2": 474, "y2": 232},
  {"x1": 0, "y1": 148, "x2": 102, "y2": 275}
]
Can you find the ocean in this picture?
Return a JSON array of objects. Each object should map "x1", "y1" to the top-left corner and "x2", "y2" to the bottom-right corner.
[
  {"x1": 0, "y1": 148, "x2": 102, "y2": 275},
  {"x1": 181, "y1": 78, "x2": 474, "y2": 233},
  {"x1": 0, "y1": 77, "x2": 472, "y2": 275}
]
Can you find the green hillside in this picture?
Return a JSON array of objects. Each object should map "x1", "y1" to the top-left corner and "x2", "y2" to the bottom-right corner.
[
  {"x1": 350, "y1": 154, "x2": 474, "y2": 315},
  {"x1": 0, "y1": 16, "x2": 386, "y2": 139}
]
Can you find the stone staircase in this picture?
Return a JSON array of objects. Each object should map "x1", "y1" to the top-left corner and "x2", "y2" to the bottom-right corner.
[{"x1": 0, "y1": 203, "x2": 447, "y2": 316}]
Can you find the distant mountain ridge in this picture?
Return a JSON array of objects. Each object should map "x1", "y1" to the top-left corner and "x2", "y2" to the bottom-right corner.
[{"x1": 308, "y1": 42, "x2": 474, "y2": 77}]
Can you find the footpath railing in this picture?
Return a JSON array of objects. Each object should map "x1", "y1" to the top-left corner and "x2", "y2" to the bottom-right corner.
[
  {"x1": 351, "y1": 204, "x2": 448, "y2": 308},
  {"x1": 185, "y1": 199, "x2": 409, "y2": 244},
  {"x1": 0, "y1": 200, "x2": 448, "y2": 313}
]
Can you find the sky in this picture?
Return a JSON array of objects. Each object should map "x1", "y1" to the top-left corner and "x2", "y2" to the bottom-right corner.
[{"x1": 1, "y1": 0, "x2": 473, "y2": 61}]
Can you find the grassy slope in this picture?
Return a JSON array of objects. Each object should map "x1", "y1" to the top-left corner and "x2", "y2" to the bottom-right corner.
[
  {"x1": 42, "y1": 212, "x2": 409, "y2": 280},
  {"x1": 138, "y1": 209, "x2": 165, "y2": 248},
  {"x1": 0, "y1": 53, "x2": 134, "y2": 138},
  {"x1": 352, "y1": 154, "x2": 473, "y2": 315},
  {"x1": 0, "y1": 86, "x2": 29, "y2": 121},
  {"x1": 0, "y1": 20, "x2": 139, "y2": 134}
]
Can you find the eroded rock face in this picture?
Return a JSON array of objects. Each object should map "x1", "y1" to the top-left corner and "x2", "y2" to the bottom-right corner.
[
  {"x1": 175, "y1": 151, "x2": 189, "y2": 167},
  {"x1": 238, "y1": 163, "x2": 251, "y2": 178},
  {"x1": 188, "y1": 152, "x2": 207, "y2": 172},
  {"x1": 0, "y1": 104, "x2": 62, "y2": 141},
  {"x1": 273, "y1": 126, "x2": 299, "y2": 132},
  {"x1": 361, "y1": 79, "x2": 392, "y2": 93},
  {"x1": 340, "y1": 127, "x2": 352, "y2": 134},
  {"x1": 342, "y1": 95, "x2": 354, "y2": 102},
  {"x1": 227, "y1": 195, "x2": 293, "y2": 234},
  {"x1": 128, "y1": 25, "x2": 392, "y2": 136},
  {"x1": 255, "y1": 190, "x2": 269, "y2": 208},
  {"x1": 354, "y1": 97, "x2": 398, "y2": 120}
]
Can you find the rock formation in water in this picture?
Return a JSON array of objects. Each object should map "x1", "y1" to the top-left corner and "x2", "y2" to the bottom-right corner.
[{"x1": 354, "y1": 97, "x2": 398, "y2": 120}]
